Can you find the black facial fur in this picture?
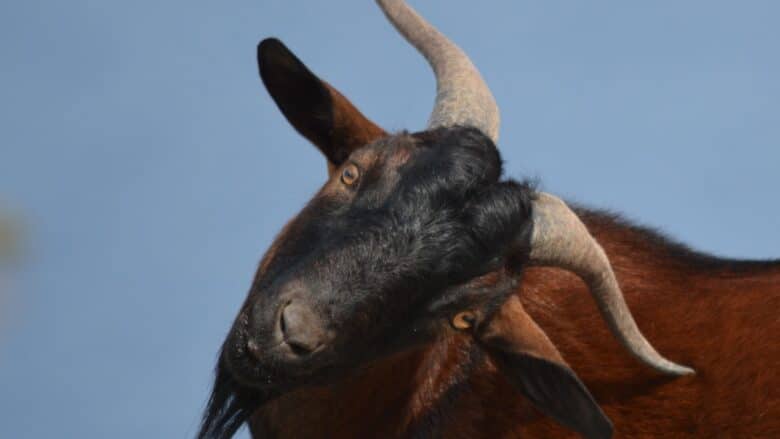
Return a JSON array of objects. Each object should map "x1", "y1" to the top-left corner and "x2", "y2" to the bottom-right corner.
[{"x1": 199, "y1": 127, "x2": 536, "y2": 438}]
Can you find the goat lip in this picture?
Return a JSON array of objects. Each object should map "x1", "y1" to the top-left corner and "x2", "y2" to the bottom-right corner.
[
  {"x1": 245, "y1": 337, "x2": 289, "y2": 361},
  {"x1": 223, "y1": 337, "x2": 318, "y2": 386}
]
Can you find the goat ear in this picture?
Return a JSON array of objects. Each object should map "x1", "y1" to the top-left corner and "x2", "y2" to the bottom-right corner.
[
  {"x1": 257, "y1": 38, "x2": 386, "y2": 174},
  {"x1": 476, "y1": 296, "x2": 613, "y2": 439}
]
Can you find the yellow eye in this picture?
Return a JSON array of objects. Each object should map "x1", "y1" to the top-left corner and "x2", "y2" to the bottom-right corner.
[
  {"x1": 341, "y1": 163, "x2": 360, "y2": 186},
  {"x1": 452, "y1": 311, "x2": 476, "y2": 330}
]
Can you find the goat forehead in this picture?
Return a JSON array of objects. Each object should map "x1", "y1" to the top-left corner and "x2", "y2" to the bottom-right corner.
[
  {"x1": 354, "y1": 129, "x2": 501, "y2": 181},
  {"x1": 385, "y1": 144, "x2": 414, "y2": 167},
  {"x1": 352, "y1": 134, "x2": 417, "y2": 166}
]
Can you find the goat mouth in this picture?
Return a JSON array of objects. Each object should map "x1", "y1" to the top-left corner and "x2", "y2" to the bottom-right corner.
[
  {"x1": 221, "y1": 322, "x2": 328, "y2": 391},
  {"x1": 221, "y1": 329, "x2": 277, "y2": 387}
]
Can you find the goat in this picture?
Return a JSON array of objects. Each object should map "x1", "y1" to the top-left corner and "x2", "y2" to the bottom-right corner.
[{"x1": 200, "y1": 1, "x2": 779, "y2": 437}]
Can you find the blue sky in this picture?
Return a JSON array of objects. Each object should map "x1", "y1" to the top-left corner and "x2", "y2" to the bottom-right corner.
[{"x1": 0, "y1": 1, "x2": 778, "y2": 437}]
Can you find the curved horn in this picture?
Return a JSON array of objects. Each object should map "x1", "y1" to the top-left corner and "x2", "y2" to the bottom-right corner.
[
  {"x1": 524, "y1": 193, "x2": 695, "y2": 376},
  {"x1": 376, "y1": 0, "x2": 500, "y2": 141}
]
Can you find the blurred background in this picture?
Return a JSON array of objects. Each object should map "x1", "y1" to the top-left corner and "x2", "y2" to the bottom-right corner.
[{"x1": 1, "y1": 0, "x2": 778, "y2": 437}]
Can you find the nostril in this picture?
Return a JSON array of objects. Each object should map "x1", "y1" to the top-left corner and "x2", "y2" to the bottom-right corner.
[
  {"x1": 278, "y1": 302, "x2": 326, "y2": 356},
  {"x1": 279, "y1": 304, "x2": 287, "y2": 335}
]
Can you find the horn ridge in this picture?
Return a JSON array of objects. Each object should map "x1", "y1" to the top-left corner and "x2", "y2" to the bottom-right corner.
[
  {"x1": 525, "y1": 193, "x2": 695, "y2": 376},
  {"x1": 376, "y1": 0, "x2": 500, "y2": 141}
]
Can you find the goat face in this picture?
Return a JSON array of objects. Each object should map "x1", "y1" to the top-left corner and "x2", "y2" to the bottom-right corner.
[{"x1": 222, "y1": 126, "x2": 533, "y2": 394}]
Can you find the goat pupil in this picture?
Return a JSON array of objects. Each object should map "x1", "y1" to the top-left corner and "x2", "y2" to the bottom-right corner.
[{"x1": 341, "y1": 165, "x2": 358, "y2": 185}]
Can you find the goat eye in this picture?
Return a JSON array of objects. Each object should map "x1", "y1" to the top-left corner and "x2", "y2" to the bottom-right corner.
[
  {"x1": 341, "y1": 163, "x2": 360, "y2": 186},
  {"x1": 452, "y1": 311, "x2": 477, "y2": 330}
]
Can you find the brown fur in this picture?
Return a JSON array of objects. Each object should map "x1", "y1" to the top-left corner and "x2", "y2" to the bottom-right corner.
[
  {"x1": 322, "y1": 83, "x2": 387, "y2": 176},
  {"x1": 250, "y1": 211, "x2": 780, "y2": 438}
]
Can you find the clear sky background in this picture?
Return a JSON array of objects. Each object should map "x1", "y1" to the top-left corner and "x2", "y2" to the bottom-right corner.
[{"x1": 1, "y1": 1, "x2": 778, "y2": 437}]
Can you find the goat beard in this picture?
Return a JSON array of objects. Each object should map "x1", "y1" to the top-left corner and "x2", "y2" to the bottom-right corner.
[{"x1": 198, "y1": 359, "x2": 280, "y2": 439}]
